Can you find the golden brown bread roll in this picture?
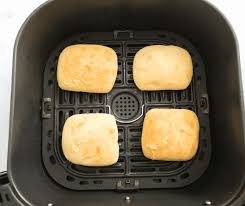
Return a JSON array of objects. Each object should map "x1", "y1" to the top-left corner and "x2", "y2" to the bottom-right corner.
[
  {"x1": 133, "y1": 45, "x2": 193, "y2": 91},
  {"x1": 62, "y1": 114, "x2": 119, "y2": 166},
  {"x1": 142, "y1": 109, "x2": 199, "y2": 161},
  {"x1": 57, "y1": 44, "x2": 118, "y2": 93}
]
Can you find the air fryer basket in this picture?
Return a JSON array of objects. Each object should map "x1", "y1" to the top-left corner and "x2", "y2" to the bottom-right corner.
[
  {"x1": 42, "y1": 31, "x2": 211, "y2": 190},
  {"x1": 2, "y1": 0, "x2": 245, "y2": 205}
]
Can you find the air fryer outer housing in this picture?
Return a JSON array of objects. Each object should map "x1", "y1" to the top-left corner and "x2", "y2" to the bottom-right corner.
[{"x1": 0, "y1": 0, "x2": 244, "y2": 205}]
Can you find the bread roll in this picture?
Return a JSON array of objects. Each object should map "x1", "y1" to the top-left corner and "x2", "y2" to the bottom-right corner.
[
  {"x1": 62, "y1": 114, "x2": 119, "y2": 166},
  {"x1": 57, "y1": 44, "x2": 118, "y2": 93},
  {"x1": 133, "y1": 45, "x2": 193, "y2": 90},
  {"x1": 142, "y1": 109, "x2": 199, "y2": 161}
]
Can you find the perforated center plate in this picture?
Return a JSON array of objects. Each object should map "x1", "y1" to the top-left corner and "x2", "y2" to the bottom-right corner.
[
  {"x1": 112, "y1": 92, "x2": 140, "y2": 120},
  {"x1": 42, "y1": 30, "x2": 211, "y2": 191}
]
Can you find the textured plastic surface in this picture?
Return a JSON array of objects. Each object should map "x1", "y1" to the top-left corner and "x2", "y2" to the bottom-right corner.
[{"x1": 42, "y1": 31, "x2": 211, "y2": 190}]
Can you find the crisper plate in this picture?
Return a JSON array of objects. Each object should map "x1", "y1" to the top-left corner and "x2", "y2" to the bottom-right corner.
[{"x1": 42, "y1": 30, "x2": 211, "y2": 190}]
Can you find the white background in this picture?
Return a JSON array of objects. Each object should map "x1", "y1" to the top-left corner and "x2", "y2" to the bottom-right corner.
[{"x1": 0, "y1": 0, "x2": 244, "y2": 172}]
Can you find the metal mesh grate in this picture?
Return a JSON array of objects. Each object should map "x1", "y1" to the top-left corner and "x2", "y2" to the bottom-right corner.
[{"x1": 42, "y1": 30, "x2": 211, "y2": 190}]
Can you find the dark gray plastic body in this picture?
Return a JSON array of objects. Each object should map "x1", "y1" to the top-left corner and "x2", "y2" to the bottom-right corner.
[{"x1": 2, "y1": 0, "x2": 245, "y2": 205}]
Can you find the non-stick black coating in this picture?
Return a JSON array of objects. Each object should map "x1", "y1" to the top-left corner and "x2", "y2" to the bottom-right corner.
[
  {"x1": 42, "y1": 30, "x2": 211, "y2": 191},
  {"x1": 7, "y1": 0, "x2": 245, "y2": 205}
]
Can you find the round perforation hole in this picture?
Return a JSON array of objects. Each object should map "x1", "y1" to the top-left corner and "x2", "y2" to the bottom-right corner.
[
  {"x1": 200, "y1": 98, "x2": 207, "y2": 109},
  {"x1": 168, "y1": 178, "x2": 176, "y2": 183},
  {"x1": 66, "y1": 175, "x2": 75, "y2": 182},
  {"x1": 47, "y1": 143, "x2": 52, "y2": 152},
  {"x1": 153, "y1": 178, "x2": 162, "y2": 183},
  {"x1": 170, "y1": 37, "x2": 177, "y2": 42},
  {"x1": 48, "y1": 80, "x2": 53, "y2": 87},
  {"x1": 180, "y1": 172, "x2": 190, "y2": 180},
  {"x1": 112, "y1": 92, "x2": 140, "y2": 120},
  {"x1": 93, "y1": 180, "x2": 103, "y2": 184},
  {"x1": 197, "y1": 75, "x2": 201, "y2": 84},
  {"x1": 198, "y1": 150, "x2": 205, "y2": 161},
  {"x1": 49, "y1": 155, "x2": 56, "y2": 165},
  {"x1": 194, "y1": 62, "x2": 199, "y2": 68},
  {"x1": 159, "y1": 34, "x2": 167, "y2": 38},
  {"x1": 80, "y1": 181, "x2": 89, "y2": 185},
  {"x1": 50, "y1": 67, "x2": 55, "y2": 74},
  {"x1": 47, "y1": 130, "x2": 52, "y2": 137}
]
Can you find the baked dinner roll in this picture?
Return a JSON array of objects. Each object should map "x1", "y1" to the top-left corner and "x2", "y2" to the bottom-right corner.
[
  {"x1": 57, "y1": 44, "x2": 118, "y2": 93},
  {"x1": 62, "y1": 114, "x2": 119, "y2": 166},
  {"x1": 142, "y1": 109, "x2": 199, "y2": 161},
  {"x1": 133, "y1": 45, "x2": 193, "y2": 90}
]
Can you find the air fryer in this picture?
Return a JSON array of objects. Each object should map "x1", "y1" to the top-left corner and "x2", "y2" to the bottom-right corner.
[{"x1": 0, "y1": 0, "x2": 244, "y2": 206}]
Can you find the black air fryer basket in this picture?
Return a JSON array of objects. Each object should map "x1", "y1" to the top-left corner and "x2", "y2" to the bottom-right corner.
[{"x1": 0, "y1": 0, "x2": 244, "y2": 205}]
